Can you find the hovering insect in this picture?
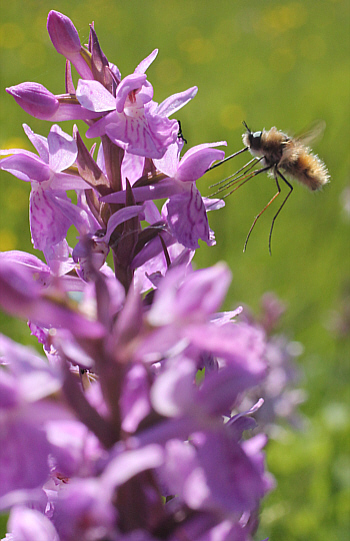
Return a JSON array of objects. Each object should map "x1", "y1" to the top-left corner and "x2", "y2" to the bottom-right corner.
[{"x1": 209, "y1": 121, "x2": 330, "y2": 254}]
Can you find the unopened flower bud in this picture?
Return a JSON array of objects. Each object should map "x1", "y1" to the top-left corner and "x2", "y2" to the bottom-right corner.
[
  {"x1": 47, "y1": 10, "x2": 93, "y2": 80},
  {"x1": 47, "y1": 10, "x2": 81, "y2": 55},
  {"x1": 6, "y1": 82, "x2": 59, "y2": 120}
]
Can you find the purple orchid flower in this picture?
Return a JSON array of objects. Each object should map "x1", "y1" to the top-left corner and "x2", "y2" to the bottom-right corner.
[
  {"x1": 0, "y1": 256, "x2": 270, "y2": 540},
  {"x1": 237, "y1": 292, "x2": 306, "y2": 433},
  {"x1": 0, "y1": 9, "x2": 277, "y2": 541},
  {"x1": 155, "y1": 141, "x2": 226, "y2": 248},
  {"x1": 103, "y1": 140, "x2": 226, "y2": 249},
  {"x1": 78, "y1": 50, "x2": 197, "y2": 159},
  {"x1": 0, "y1": 124, "x2": 90, "y2": 265}
]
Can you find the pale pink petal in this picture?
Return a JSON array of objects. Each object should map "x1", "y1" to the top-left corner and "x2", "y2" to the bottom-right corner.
[
  {"x1": 76, "y1": 79, "x2": 116, "y2": 112},
  {"x1": 23, "y1": 124, "x2": 49, "y2": 163},
  {"x1": 156, "y1": 86, "x2": 198, "y2": 118},
  {"x1": 47, "y1": 125, "x2": 77, "y2": 172},
  {"x1": 115, "y1": 73, "x2": 147, "y2": 113},
  {"x1": 134, "y1": 49, "x2": 158, "y2": 74}
]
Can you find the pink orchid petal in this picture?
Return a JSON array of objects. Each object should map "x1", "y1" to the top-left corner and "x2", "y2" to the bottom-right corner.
[
  {"x1": 148, "y1": 262, "x2": 231, "y2": 326},
  {"x1": 85, "y1": 110, "x2": 118, "y2": 139},
  {"x1": 105, "y1": 112, "x2": 178, "y2": 159},
  {"x1": 23, "y1": 124, "x2": 49, "y2": 163},
  {"x1": 47, "y1": 125, "x2": 77, "y2": 172},
  {"x1": 203, "y1": 197, "x2": 225, "y2": 211},
  {"x1": 49, "y1": 102, "x2": 102, "y2": 121},
  {"x1": 47, "y1": 10, "x2": 81, "y2": 55},
  {"x1": 133, "y1": 80, "x2": 154, "y2": 107},
  {"x1": 0, "y1": 153, "x2": 50, "y2": 182},
  {"x1": 101, "y1": 178, "x2": 183, "y2": 205},
  {"x1": 121, "y1": 152, "x2": 145, "y2": 186},
  {"x1": 30, "y1": 187, "x2": 72, "y2": 250},
  {"x1": 6, "y1": 505, "x2": 59, "y2": 541},
  {"x1": 49, "y1": 172, "x2": 91, "y2": 190},
  {"x1": 102, "y1": 444, "x2": 164, "y2": 490},
  {"x1": 180, "y1": 140, "x2": 227, "y2": 161},
  {"x1": 166, "y1": 184, "x2": 210, "y2": 249},
  {"x1": 115, "y1": 73, "x2": 148, "y2": 113},
  {"x1": 104, "y1": 205, "x2": 145, "y2": 243},
  {"x1": 76, "y1": 79, "x2": 116, "y2": 112},
  {"x1": 176, "y1": 144, "x2": 226, "y2": 183},
  {"x1": 0, "y1": 250, "x2": 51, "y2": 286},
  {"x1": 47, "y1": 10, "x2": 93, "y2": 81},
  {"x1": 156, "y1": 86, "x2": 198, "y2": 118},
  {"x1": 0, "y1": 421, "x2": 51, "y2": 498},
  {"x1": 151, "y1": 357, "x2": 197, "y2": 417},
  {"x1": 153, "y1": 140, "x2": 181, "y2": 178},
  {"x1": 47, "y1": 193, "x2": 92, "y2": 235},
  {"x1": 134, "y1": 49, "x2": 158, "y2": 74}
]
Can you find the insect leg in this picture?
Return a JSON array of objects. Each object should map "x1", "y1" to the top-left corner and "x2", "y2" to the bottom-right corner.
[
  {"x1": 268, "y1": 168, "x2": 293, "y2": 254},
  {"x1": 209, "y1": 161, "x2": 269, "y2": 199},
  {"x1": 243, "y1": 168, "x2": 281, "y2": 253},
  {"x1": 209, "y1": 157, "x2": 260, "y2": 191}
]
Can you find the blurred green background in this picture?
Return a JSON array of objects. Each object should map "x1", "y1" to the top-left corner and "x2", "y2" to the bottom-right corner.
[{"x1": 0, "y1": 0, "x2": 349, "y2": 539}]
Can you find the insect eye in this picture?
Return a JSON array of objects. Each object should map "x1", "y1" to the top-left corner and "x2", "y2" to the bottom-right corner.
[{"x1": 250, "y1": 131, "x2": 262, "y2": 148}]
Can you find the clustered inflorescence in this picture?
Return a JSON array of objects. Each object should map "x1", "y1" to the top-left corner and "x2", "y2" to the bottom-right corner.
[{"x1": 0, "y1": 11, "x2": 303, "y2": 541}]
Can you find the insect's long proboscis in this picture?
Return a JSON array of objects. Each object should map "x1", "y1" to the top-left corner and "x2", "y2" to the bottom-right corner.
[{"x1": 206, "y1": 146, "x2": 249, "y2": 172}]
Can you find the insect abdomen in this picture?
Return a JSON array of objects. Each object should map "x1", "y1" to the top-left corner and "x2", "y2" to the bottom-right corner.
[{"x1": 283, "y1": 149, "x2": 330, "y2": 191}]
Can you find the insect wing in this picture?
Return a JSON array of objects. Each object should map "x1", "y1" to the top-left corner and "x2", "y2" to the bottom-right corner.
[{"x1": 294, "y1": 120, "x2": 326, "y2": 146}]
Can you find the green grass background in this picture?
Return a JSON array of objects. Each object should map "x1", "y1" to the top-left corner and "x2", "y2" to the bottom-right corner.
[{"x1": 0, "y1": 1, "x2": 349, "y2": 539}]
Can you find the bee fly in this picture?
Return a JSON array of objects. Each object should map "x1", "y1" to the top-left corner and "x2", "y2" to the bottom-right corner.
[{"x1": 208, "y1": 121, "x2": 330, "y2": 254}]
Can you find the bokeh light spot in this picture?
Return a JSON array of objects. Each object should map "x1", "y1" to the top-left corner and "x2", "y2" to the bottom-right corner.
[
  {"x1": 177, "y1": 27, "x2": 215, "y2": 64},
  {"x1": 155, "y1": 57, "x2": 183, "y2": 86},
  {"x1": 1, "y1": 137, "x2": 31, "y2": 152},
  {"x1": 260, "y1": 3, "x2": 308, "y2": 34}
]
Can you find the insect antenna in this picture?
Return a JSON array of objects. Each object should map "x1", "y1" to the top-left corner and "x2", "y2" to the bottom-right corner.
[{"x1": 242, "y1": 120, "x2": 251, "y2": 133}]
